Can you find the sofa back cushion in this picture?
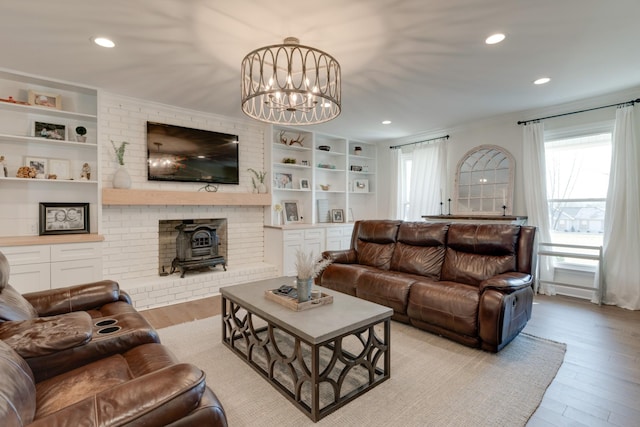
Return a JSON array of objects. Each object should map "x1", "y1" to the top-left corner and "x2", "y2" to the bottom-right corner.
[
  {"x1": 390, "y1": 222, "x2": 448, "y2": 279},
  {"x1": 441, "y1": 224, "x2": 519, "y2": 286},
  {"x1": 353, "y1": 220, "x2": 401, "y2": 270},
  {"x1": 0, "y1": 339, "x2": 36, "y2": 425}
]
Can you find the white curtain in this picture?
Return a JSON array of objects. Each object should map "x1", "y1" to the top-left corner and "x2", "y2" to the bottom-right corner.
[
  {"x1": 388, "y1": 148, "x2": 402, "y2": 219},
  {"x1": 406, "y1": 139, "x2": 447, "y2": 221},
  {"x1": 603, "y1": 106, "x2": 640, "y2": 310},
  {"x1": 522, "y1": 122, "x2": 554, "y2": 294}
]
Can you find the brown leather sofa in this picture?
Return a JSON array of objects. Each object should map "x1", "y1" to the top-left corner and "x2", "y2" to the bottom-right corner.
[
  {"x1": 0, "y1": 250, "x2": 227, "y2": 426},
  {"x1": 318, "y1": 220, "x2": 537, "y2": 352}
]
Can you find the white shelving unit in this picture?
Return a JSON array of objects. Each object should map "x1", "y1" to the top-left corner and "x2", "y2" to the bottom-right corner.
[
  {"x1": 0, "y1": 68, "x2": 102, "y2": 291},
  {"x1": 269, "y1": 126, "x2": 377, "y2": 226}
]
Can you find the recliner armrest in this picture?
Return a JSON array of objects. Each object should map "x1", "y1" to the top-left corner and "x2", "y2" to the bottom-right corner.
[
  {"x1": 479, "y1": 272, "x2": 533, "y2": 294},
  {"x1": 29, "y1": 363, "x2": 207, "y2": 426},
  {"x1": 0, "y1": 312, "x2": 92, "y2": 358},
  {"x1": 322, "y1": 249, "x2": 357, "y2": 264},
  {"x1": 23, "y1": 280, "x2": 125, "y2": 316}
]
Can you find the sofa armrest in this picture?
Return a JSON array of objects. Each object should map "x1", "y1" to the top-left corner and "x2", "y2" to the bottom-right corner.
[
  {"x1": 23, "y1": 280, "x2": 125, "y2": 316},
  {"x1": 29, "y1": 363, "x2": 207, "y2": 427},
  {"x1": 479, "y1": 272, "x2": 533, "y2": 294},
  {"x1": 322, "y1": 249, "x2": 357, "y2": 264},
  {"x1": 0, "y1": 312, "x2": 92, "y2": 358}
]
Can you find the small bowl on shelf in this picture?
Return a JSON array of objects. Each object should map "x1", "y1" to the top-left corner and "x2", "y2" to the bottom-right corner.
[
  {"x1": 319, "y1": 184, "x2": 331, "y2": 191},
  {"x1": 318, "y1": 145, "x2": 331, "y2": 151}
]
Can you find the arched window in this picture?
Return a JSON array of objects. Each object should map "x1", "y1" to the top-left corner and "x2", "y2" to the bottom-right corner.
[{"x1": 454, "y1": 145, "x2": 514, "y2": 214}]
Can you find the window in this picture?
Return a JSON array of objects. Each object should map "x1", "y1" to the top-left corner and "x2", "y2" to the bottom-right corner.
[{"x1": 544, "y1": 129, "x2": 612, "y2": 261}]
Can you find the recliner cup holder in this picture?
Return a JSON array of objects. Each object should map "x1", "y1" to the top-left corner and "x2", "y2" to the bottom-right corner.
[
  {"x1": 97, "y1": 326, "x2": 122, "y2": 334},
  {"x1": 95, "y1": 319, "x2": 117, "y2": 327}
]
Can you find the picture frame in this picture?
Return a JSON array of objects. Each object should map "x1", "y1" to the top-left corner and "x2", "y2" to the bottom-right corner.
[
  {"x1": 300, "y1": 178, "x2": 310, "y2": 190},
  {"x1": 34, "y1": 121, "x2": 66, "y2": 140},
  {"x1": 282, "y1": 200, "x2": 302, "y2": 224},
  {"x1": 354, "y1": 179, "x2": 369, "y2": 193},
  {"x1": 25, "y1": 157, "x2": 48, "y2": 177},
  {"x1": 48, "y1": 159, "x2": 71, "y2": 180},
  {"x1": 332, "y1": 209, "x2": 345, "y2": 223},
  {"x1": 28, "y1": 90, "x2": 62, "y2": 110},
  {"x1": 39, "y1": 202, "x2": 90, "y2": 235},
  {"x1": 274, "y1": 172, "x2": 293, "y2": 189}
]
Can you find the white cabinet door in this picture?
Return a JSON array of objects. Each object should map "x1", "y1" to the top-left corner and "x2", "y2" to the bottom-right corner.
[{"x1": 282, "y1": 240, "x2": 304, "y2": 277}]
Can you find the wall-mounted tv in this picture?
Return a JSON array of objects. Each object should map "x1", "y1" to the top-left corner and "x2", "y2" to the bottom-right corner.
[{"x1": 147, "y1": 122, "x2": 239, "y2": 185}]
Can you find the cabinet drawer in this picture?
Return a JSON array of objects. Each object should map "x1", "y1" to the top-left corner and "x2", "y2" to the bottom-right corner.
[
  {"x1": 326, "y1": 228, "x2": 343, "y2": 238},
  {"x1": 304, "y1": 229, "x2": 325, "y2": 240},
  {"x1": 50, "y1": 258, "x2": 103, "y2": 288},
  {"x1": 51, "y1": 242, "x2": 102, "y2": 262},
  {"x1": 0, "y1": 245, "x2": 50, "y2": 265},
  {"x1": 8, "y1": 263, "x2": 51, "y2": 293},
  {"x1": 283, "y1": 230, "x2": 305, "y2": 241}
]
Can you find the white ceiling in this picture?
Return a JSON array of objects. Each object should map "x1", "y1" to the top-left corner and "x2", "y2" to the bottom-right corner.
[{"x1": 2, "y1": 0, "x2": 639, "y2": 142}]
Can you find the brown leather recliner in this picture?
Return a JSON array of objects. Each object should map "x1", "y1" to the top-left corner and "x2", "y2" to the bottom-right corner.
[
  {"x1": 0, "y1": 251, "x2": 159, "y2": 381},
  {"x1": 319, "y1": 220, "x2": 537, "y2": 352},
  {"x1": 0, "y1": 338, "x2": 227, "y2": 426}
]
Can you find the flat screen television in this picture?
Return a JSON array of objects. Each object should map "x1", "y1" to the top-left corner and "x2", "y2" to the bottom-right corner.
[{"x1": 147, "y1": 122, "x2": 239, "y2": 184}]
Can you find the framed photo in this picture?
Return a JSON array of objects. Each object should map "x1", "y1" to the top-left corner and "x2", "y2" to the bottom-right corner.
[
  {"x1": 34, "y1": 121, "x2": 66, "y2": 140},
  {"x1": 48, "y1": 159, "x2": 71, "y2": 180},
  {"x1": 28, "y1": 90, "x2": 62, "y2": 110},
  {"x1": 282, "y1": 200, "x2": 302, "y2": 224},
  {"x1": 300, "y1": 178, "x2": 310, "y2": 190},
  {"x1": 25, "y1": 157, "x2": 48, "y2": 177},
  {"x1": 39, "y1": 202, "x2": 90, "y2": 235},
  {"x1": 332, "y1": 209, "x2": 345, "y2": 223},
  {"x1": 354, "y1": 179, "x2": 369, "y2": 193},
  {"x1": 274, "y1": 172, "x2": 293, "y2": 189}
]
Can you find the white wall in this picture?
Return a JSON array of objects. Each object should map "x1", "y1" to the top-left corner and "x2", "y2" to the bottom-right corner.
[
  {"x1": 99, "y1": 93, "x2": 277, "y2": 309},
  {"x1": 377, "y1": 85, "x2": 640, "y2": 218}
]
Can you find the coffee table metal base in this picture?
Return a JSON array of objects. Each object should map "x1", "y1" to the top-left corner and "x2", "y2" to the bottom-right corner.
[{"x1": 222, "y1": 297, "x2": 390, "y2": 422}]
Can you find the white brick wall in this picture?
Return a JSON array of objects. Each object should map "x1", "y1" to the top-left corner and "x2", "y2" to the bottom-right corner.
[{"x1": 99, "y1": 93, "x2": 277, "y2": 309}]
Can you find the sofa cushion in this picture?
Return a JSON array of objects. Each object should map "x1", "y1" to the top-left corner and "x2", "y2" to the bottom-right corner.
[
  {"x1": 356, "y1": 270, "x2": 417, "y2": 315},
  {"x1": 390, "y1": 222, "x2": 448, "y2": 278},
  {"x1": 0, "y1": 339, "x2": 36, "y2": 425},
  {"x1": 407, "y1": 280, "x2": 480, "y2": 337},
  {"x1": 354, "y1": 220, "x2": 401, "y2": 270},
  {"x1": 1, "y1": 283, "x2": 39, "y2": 322},
  {"x1": 36, "y1": 353, "x2": 133, "y2": 418},
  {"x1": 440, "y1": 224, "x2": 519, "y2": 286},
  {"x1": 320, "y1": 264, "x2": 378, "y2": 296}
]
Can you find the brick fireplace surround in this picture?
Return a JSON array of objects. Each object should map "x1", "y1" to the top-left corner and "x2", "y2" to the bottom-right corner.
[{"x1": 99, "y1": 93, "x2": 277, "y2": 310}]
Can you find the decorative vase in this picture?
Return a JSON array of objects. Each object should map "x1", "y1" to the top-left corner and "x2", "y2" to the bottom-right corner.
[
  {"x1": 76, "y1": 135, "x2": 86, "y2": 143},
  {"x1": 258, "y1": 182, "x2": 267, "y2": 194},
  {"x1": 296, "y1": 278, "x2": 313, "y2": 303},
  {"x1": 113, "y1": 165, "x2": 132, "y2": 189}
]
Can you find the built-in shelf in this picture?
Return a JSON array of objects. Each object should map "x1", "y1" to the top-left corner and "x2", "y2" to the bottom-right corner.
[
  {"x1": 0, "y1": 234, "x2": 104, "y2": 247},
  {"x1": 102, "y1": 188, "x2": 271, "y2": 206}
]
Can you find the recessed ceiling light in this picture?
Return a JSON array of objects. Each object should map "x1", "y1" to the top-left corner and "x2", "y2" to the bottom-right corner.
[
  {"x1": 93, "y1": 37, "x2": 115, "y2": 48},
  {"x1": 485, "y1": 33, "x2": 505, "y2": 45},
  {"x1": 533, "y1": 77, "x2": 551, "y2": 85},
  {"x1": 382, "y1": 120, "x2": 391, "y2": 125}
]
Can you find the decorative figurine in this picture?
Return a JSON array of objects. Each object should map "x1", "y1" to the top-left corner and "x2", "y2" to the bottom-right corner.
[
  {"x1": 81, "y1": 163, "x2": 91, "y2": 180},
  {"x1": 0, "y1": 156, "x2": 7, "y2": 177}
]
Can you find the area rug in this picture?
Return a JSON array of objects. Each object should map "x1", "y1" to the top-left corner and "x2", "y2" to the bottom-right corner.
[{"x1": 159, "y1": 317, "x2": 565, "y2": 427}]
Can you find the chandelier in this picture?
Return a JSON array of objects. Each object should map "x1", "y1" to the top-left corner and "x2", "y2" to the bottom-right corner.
[{"x1": 241, "y1": 37, "x2": 341, "y2": 125}]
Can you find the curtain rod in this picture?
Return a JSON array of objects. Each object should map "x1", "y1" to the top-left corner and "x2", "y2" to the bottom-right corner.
[
  {"x1": 517, "y1": 98, "x2": 640, "y2": 125},
  {"x1": 389, "y1": 135, "x2": 449, "y2": 149}
]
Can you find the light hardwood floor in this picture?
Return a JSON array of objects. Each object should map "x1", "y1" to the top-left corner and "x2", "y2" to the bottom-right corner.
[{"x1": 141, "y1": 294, "x2": 640, "y2": 426}]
